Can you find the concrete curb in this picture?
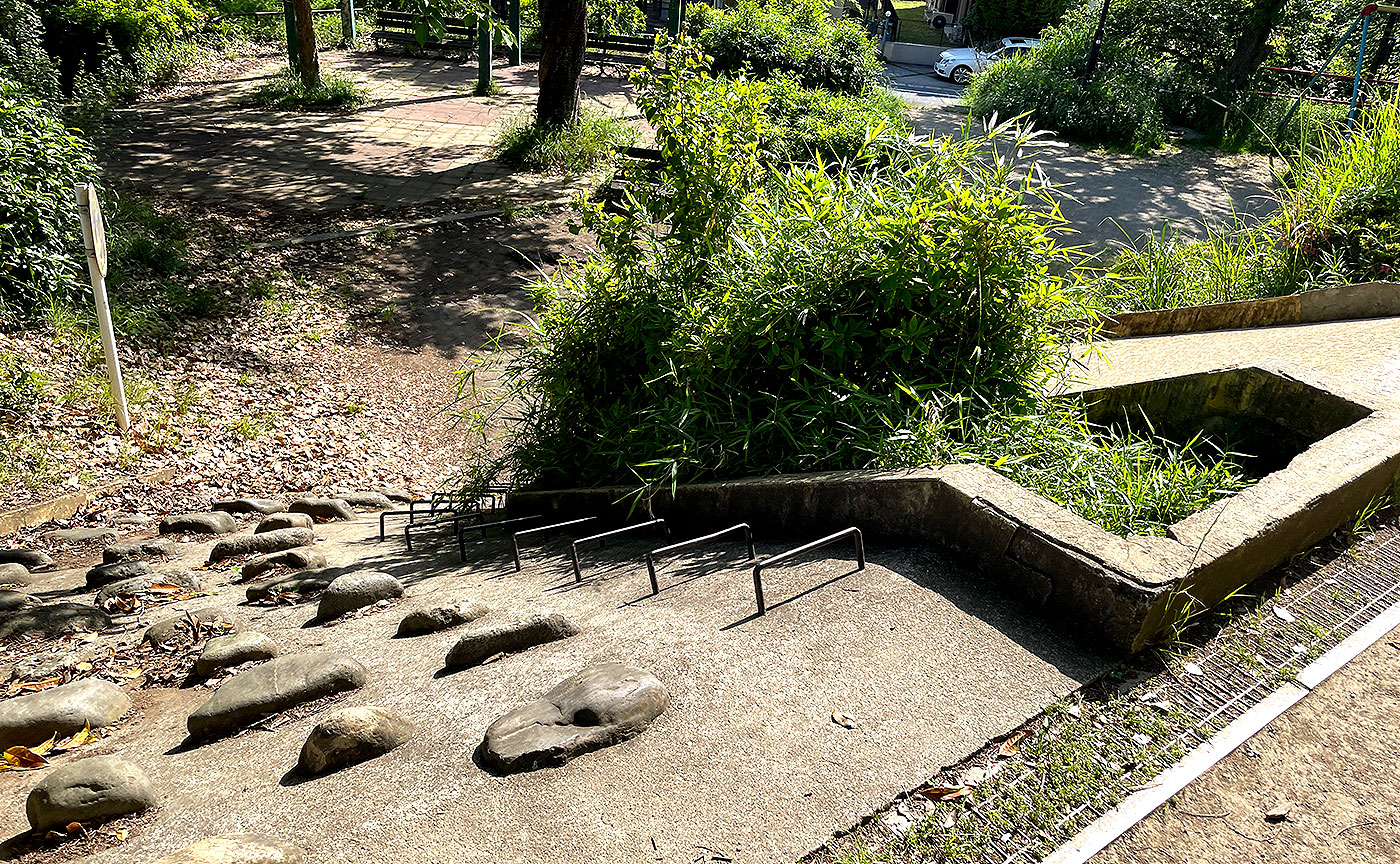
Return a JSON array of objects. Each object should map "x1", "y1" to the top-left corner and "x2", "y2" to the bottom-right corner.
[
  {"x1": 1042, "y1": 597, "x2": 1400, "y2": 864},
  {"x1": 1068, "y1": 281, "x2": 1400, "y2": 340},
  {"x1": 0, "y1": 466, "x2": 178, "y2": 536}
]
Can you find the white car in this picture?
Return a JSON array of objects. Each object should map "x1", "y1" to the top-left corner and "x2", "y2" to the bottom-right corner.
[{"x1": 934, "y1": 36, "x2": 1042, "y2": 85}]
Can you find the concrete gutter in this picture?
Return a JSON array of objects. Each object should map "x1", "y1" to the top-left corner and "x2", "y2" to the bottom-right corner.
[
  {"x1": 1071, "y1": 281, "x2": 1400, "y2": 340},
  {"x1": 509, "y1": 363, "x2": 1400, "y2": 654},
  {"x1": 0, "y1": 466, "x2": 178, "y2": 536}
]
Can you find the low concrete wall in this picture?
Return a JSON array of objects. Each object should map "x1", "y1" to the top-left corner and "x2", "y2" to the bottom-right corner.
[
  {"x1": 508, "y1": 365, "x2": 1400, "y2": 654},
  {"x1": 0, "y1": 466, "x2": 178, "y2": 536},
  {"x1": 883, "y1": 42, "x2": 947, "y2": 65},
  {"x1": 1081, "y1": 282, "x2": 1400, "y2": 339}
]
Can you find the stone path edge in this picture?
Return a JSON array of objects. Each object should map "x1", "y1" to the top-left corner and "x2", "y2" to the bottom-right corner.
[
  {"x1": 0, "y1": 467, "x2": 179, "y2": 536},
  {"x1": 1040, "y1": 595, "x2": 1400, "y2": 864},
  {"x1": 1061, "y1": 280, "x2": 1400, "y2": 340}
]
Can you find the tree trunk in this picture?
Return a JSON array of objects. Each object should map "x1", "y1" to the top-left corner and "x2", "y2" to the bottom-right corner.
[
  {"x1": 537, "y1": 0, "x2": 586, "y2": 128},
  {"x1": 292, "y1": 0, "x2": 321, "y2": 90},
  {"x1": 1222, "y1": 0, "x2": 1289, "y2": 94}
]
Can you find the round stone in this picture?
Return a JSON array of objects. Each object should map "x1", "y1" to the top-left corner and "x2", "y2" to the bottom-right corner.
[
  {"x1": 395, "y1": 601, "x2": 490, "y2": 637},
  {"x1": 316, "y1": 571, "x2": 404, "y2": 621},
  {"x1": 195, "y1": 632, "x2": 278, "y2": 677},
  {"x1": 296, "y1": 705, "x2": 413, "y2": 776},
  {"x1": 26, "y1": 755, "x2": 156, "y2": 831}
]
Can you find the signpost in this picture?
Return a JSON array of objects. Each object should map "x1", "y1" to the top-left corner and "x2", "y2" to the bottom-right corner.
[{"x1": 74, "y1": 184, "x2": 130, "y2": 433}]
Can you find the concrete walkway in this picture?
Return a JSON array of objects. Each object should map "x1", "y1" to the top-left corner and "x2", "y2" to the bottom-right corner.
[{"x1": 107, "y1": 51, "x2": 637, "y2": 212}]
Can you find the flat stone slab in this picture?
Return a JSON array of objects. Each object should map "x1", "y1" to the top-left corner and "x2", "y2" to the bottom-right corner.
[
  {"x1": 213, "y1": 498, "x2": 288, "y2": 515},
  {"x1": 95, "y1": 570, "x2": 203, "y2": 607},
  {"x1": 240, "y1": 547, "x2": 327, "y2": 583},
  {"x1": 186, "y1": 652, "x2": 368, "y2": 740},
  {"x1": 245, "y1": 570, "x2": 335, "y2": 603},
  {"x1": 296, "y1": 705, "x2": 413, "y2": 776},
  {"x1": 161, "y1": 512, "x2": 238, "y2": 535},
  {"x1": 102, "y1": 540, "x2": 173, "y2": 564},
  {"x1": 0, "y1": 603, "x2": 111, "y2": 641},
  {"x1": 0, "y1": 562, "x2": 32, "y2": 585},
  {"x1": 26, "y1": 755, "x2": 156, "y2": 831},
  {"x1": 0, "y1": 678, "x2": 131, "y2": 750},
  {"x1": 255, "y1": 512, "x2": 314, "y2": 533},
  {"x1": 147, "y1": 834, "x2": 306, "y2": 864},
  {"x1": 288, "y1": 498, "x2": 355, "y2": 521},
  {"x1": 372, "y1": 486, "x2": 414, "y2": 503},
  {"x1": 45, "y1": 526, "x2": 119, "y2": 544},
  {"x1": 196, "y1": 631, "x2": 278, "y2": 677},
  {"x1": 444, "y1": 613, "x2": 579, "y2": 670},
  {"x1": 0, "y1": 548, "x2": 52, "y2": 570},
  {"x1": 208, "y1": 527, "x2": 315, "y2": 563},
  {"x1": 145, "y1": 606, "x2": 237, "y2": 647},
  {"x1": 396, "y1": 601, "x2": 490, "y2": 637},
  {"x1": 332, "y1": 491, "x2": 394, "y2": 510},
  {"x1": 482, "y1": 662, "x2": 669, "y2": 774},
  {"x1": 86, "y1": 560, "x2": 150, "y2": 589},
  {"x1": 316, "y1": 571, "x2": 404, "y2": 621}
]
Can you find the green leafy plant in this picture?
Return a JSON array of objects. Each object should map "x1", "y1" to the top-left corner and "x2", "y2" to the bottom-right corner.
[{"x1": 251, "y1": 68, "x2": 369, "y2": 111}]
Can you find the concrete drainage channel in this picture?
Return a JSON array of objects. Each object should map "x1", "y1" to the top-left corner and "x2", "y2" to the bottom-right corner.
[{"x1": 808, "y1": 527, "x2": 1400, "y2": 864}]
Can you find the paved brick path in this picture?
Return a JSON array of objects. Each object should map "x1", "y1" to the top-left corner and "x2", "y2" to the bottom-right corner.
[{"x1": 106, "y1": 50, "x2": 638, "y2": 212}]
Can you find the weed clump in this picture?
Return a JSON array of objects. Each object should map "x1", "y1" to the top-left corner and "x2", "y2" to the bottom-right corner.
[
  {"x1": 492, "y1": 110, "x2": 639, "y2": 174},
  {"x1": 251, "y1": 69, "x2": 369, "y2": 112}
]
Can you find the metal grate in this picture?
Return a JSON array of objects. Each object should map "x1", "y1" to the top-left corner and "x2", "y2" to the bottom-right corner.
[{"x1": 844, "y1": 531, "x2": 1400, "y2": 864}]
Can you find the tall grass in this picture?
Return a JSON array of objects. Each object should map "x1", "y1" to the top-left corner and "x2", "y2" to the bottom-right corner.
[{"x1": 492, "y1": 110, "x2": 639, "y2": 174}]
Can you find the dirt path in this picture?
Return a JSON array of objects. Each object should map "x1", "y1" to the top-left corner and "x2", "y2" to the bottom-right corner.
[{"x1": 1093, "y1": 623, "x2": 1400, "y2": 864}]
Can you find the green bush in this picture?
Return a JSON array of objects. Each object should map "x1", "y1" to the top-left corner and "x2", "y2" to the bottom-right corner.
[
  {"x1": 251, "y1": 68, "x2": 369, "y2": 111},
  {"x1": 0, "y1": 0, "x2": 58, "y2": 96},
  {"x1": 0, "y1": 83, "x2": 98, "y2": 315},
  {"x1": 963, "y1": 0, "x2": 1069, "y2": 38},
  {"x1": 687, "y1": 0, "x2": 882, "y2": 95},
  {"x1": 493, "y1": 109, "x2": 639, "y2": 173},
  {"x1": 589, "y1": 0, "x2": 644, "y2": 36},
  {"x1": 965, "y1": 6, "x2": 1166, "y2": 152}
]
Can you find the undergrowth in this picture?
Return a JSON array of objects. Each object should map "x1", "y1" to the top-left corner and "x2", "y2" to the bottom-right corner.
[
  {"x1": 492, "y1": 109, "x2": 639, "y2": 174},
  {"x1": 251, "y1": 69, "x2": 369, "y2": 111}
]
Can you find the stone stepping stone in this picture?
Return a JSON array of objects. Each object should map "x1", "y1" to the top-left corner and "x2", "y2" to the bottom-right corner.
[
  {"x1": 245, "y1": 570, "x2": 334, "y2": 603},
  {"x1": 196, "y1": 631, "x2": 278, "y2": 677},
  {"x1": 443, "y1": 613, "x2": 579, "y2": 671},
  {"x1": 240, "y1": 547, "x2": 327, "y2": 583},
  {"x1": 186, "y1": 652, "x2": 367, "y2": 740},
  {"x1": 396, "y1": 601, "x2": 490, "y2": 637},
  {"x1": 316, "y1": 571, "x2": 404, "y2": 621},
  {"x1": 288, "y1": 498, "x2": 355, "y2": 522},
  {"x1": 0, "y1": 590, "x2": 37, "y2": 613},
  {"x1": 86, "y1": 560, "x2": 150, "y2": 589},
  {"x1": 0, "y1": 603, "x2": 111, "y2": 641},
  {"x1": 161, "y1": 512, "x2": 238, "y2": 535},
  {"x1": 10, "y1": 650, "x2": 80, "y2": 682},
  {"x1": 45, "y1": 526, "x2": 119, "y2": 545},
  {"x1": 144, "y1": 606, "x2": 237, "y2": 647},
  {"x1": 0, "y1": 678, "x2": 130, "y2": 750},
  {"x1": 94, "y1": 570, "x2": 203, "y2": 608},
  {"x1": 0, "y1": 548, "x2": 52, "y2": 571},
  {"x1": 26, "y1": 755, "x2": 156, "y2": 831},
  {"x1": 213, "y1": 498, "x2": 287, "y2": 516},
  {"x1": 481, "y1": 662, "x2": 669, "y2": 774},
  {"x1": 102, "y1": 539, "x2": 173, "y2": 564},
  {"x1": 148, "y1": 834, "x2": 306, "y2": 864},
  {"x1": 372, "y1": 486, "x2": 414, "y2": 503},
  {"x1": 0, "y1": 562, "x2": 33, "y2": 585},
  {"x1": 333, "y1": 491, "x2": 393, "y2": 511},
  {"x1": 208, "y1": 527, "x2": 315, "y2": 564},
  {"x1": 296, "y1": 705, "x2": 413, "y2": 777},
  {"x1": 255, "y1": 512, "x2": 314, "y2": 533}
]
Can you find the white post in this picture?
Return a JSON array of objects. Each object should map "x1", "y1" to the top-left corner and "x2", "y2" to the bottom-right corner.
[{"x1": 74, "y1": 184, "x2": 130, "y2": 433}]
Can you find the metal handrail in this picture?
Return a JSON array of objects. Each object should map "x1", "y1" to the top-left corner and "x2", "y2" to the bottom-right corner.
[
  {"x1": 751, "y1": 528, "x2": 865, "y2": 615},
  {"x1": 455, "y1": 514, "x2": 541, "y2": 561},
  {"x1": 510, "y1": 517, "x2": 598, "y2": 571},
  {"x1": 569, "y1": 519, "x2": 667, "y2": 582},
  {"x1": 644, "y1": 523, "x2": 755, "y2": 596},
  {"x1": 402, "y1": 510, "x2": 488, "y2": 551}
]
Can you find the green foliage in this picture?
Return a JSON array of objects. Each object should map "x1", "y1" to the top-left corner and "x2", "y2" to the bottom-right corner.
[
  {"x1": 51, "y1": 0, "x2": 200, "y2": 40},
  {"x1": 0, "y1": 83, "x2": 97, "y2": 315},
  {"x1": 492, "y1": 109, "x2": 639, "y2": 173},
  {"x1": 588, "y1": 0, "x2": 644, "y2": 36},
  {"x1": 965, "y1": 6, "x2": 1166, "y2": 152},
  {"x1": 757, "y1": 73, "x2": 911, "y2": 161},
  {"x1": 687, "y1": 0, "x2": 883, "y2": 95},
  {"x1": 0, "y1": 0, "x2": 58, "y2": 96},
  {"x1": 251, "y1": 68, "x2": 369, "y2": 111},
  {"x1": 0, "y1": 351, "x2": 43, "y2": 417},
  {"x1": 963, "y1": 0, "x2": 1069, "y2": 38}
]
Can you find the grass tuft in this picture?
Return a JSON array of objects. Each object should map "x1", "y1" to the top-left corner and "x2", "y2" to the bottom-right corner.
[
  {"x1": 252, "y1": 69, "x2": 370, "y2": 112},
  {"x1": 491, "y1": 110, "x2": 639, "y2": 174}
]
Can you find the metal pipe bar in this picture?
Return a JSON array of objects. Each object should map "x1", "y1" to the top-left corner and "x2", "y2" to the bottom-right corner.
[
  {"x1": 510, "y1": 517, "x2": 598, "y2": 571},
  {"x1": 569, "y1": 519, "x2": 668, "y2": 582},
  {"x1": 379, "y1": 502, "x2": 465, "y2": 541},
  {"x1": 751, "y1": 527, "x2": 864, "y2": 615},
  {"x1": 402, "y1": 511, "x2": 487, "y2": 551},
  {"x1": 644, "y1": 523, "x2": 755, "y2": 596},
  {"x1": 457, "y1": 514, "x2": 541, "y2": 561}
]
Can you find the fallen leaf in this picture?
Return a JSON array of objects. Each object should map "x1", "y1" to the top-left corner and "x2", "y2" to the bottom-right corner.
[
  {"x1": 30, "y1": 733, "x2": 58, "y2": 756},
  {"x1": 1265, "y1": 801, "x2": 1293, "y2": 823},
  {"x1": 3, "y1": 746, "x2": 50, "y2": 770},
  {"x1": 1272, "y1": 605, "x2": 1296, "y2": 623},
  {"x1": 831, "y1": 712, "x2": 856, "y2": 729},
  {"x1": 997, "y1": 729, "x2": 1030, "y2": 758},
  {"x1": 65, "y1": 821, "x2": 85, "y2": 836},
  {"x1": 58, "y1": 723, "x2": 92, "y2": 750},
  {"x1": 916, "y1": 785, "x2": 973, "y2": 802},
  {"x1": 74, "y1": 661, "x2": 93, "y2": 672},
  {"x1": 146, "y1": 583, "x2": 184, "y2": 594}
]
